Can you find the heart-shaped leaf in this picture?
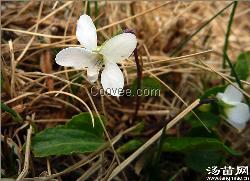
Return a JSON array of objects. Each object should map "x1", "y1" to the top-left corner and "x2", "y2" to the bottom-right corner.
[{"x1": 31, "y1": 113, "x2": 105, "y2": 157}]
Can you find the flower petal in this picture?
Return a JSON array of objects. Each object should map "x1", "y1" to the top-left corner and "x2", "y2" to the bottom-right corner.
[
  {"x1": 55, "y1": 47, "x2": 97, "y2": 69},
  {"x1": 101, "y1": 63, "x2": 124, "y2": 96},
  {"x1": 87, "y1": 65, "x2": 99, "y2": 83},
  {"x1": 100, "y1": 33, "x2": 137, "y2": 63},
  {"x1": 223, "y1": 85, "x2": 243, "y2": 102},
  {"x1": 76, "y1": 14, "x2": 97, "y2": 50},
  {"x1": 225, "y1": 102, "x2": 250, "y2": 131},
  {"x1": 216, "y1": 93, "x2": 225, "y2": 101}
]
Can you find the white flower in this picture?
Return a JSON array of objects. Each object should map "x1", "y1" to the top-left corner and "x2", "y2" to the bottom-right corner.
[
  {"x1": 55, "y1": 14, "x2": 137, "y2": 96},
  {"x1": 216, "y1": 85, "x2": 250, "y2": 131}
]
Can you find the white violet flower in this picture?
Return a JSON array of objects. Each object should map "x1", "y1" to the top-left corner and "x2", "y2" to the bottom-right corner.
[
  {"x1": 216, "y1": 85, "x2": 250, "y2": 131},
  {"x1": 55, "y1": 14, "x2": 137, "y2": 96}
]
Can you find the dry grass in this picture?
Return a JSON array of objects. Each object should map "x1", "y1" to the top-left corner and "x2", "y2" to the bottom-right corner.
[{"x1": 1, "y1": 1, "x2": 250, "y2": 180}]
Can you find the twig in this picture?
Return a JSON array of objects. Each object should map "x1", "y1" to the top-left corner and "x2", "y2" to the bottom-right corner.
[
  {"x1": 124, "y1": 50, "x2": 213, "y2": 67},
  {"x1": 16, "y1": 125, "x2": 33, "y2": 181},
  {"x1": 43, "y1": 91, "x2": 95, "y2": 126},
  {"x1": 111, "y1": 107, "x2": 170, "y2": 116},
  {"x1": 16, "y1": 1, "x2": 44, "y2": 62},
  {"x1": 76, "y1": 158, "x2": 102, "y2": 181}
]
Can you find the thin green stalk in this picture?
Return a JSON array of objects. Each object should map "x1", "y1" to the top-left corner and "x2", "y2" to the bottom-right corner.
[
  {"x1": 171, "y1": 2, "x2": 234, "y2": 56},
  {"x1": 225, "y1": 54, "x2": 242, "y2": 89},
  {"x1": 225, "y1": 54, "x2": 250, "y2": 105},
  {"x1": 94, "y1": 1, "x2": 99, "y2": 21},
  {"x1": 222, "y1": 1, "x2": 238, "y2": 69},
  {"x1": 149, "y1": 125, "x2": 167, "y2": 180},
  {"x1": 154, "y1": 126, "x2": 166, "y2": 165},
  {"x1": 87, "y1": 1, "x2": 91, "y2": 16}
]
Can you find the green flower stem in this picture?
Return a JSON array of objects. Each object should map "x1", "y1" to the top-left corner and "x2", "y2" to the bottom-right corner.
[
  {"x1": 87, "y1": 1, "x2": 91, "y2": 16},
  {"x1": 225, "y1": 54, "x2": 250, "y2": 105},
  {"x1": 149, "y1": 125, "x2": 166, "y2": 180},
  {"x1": 222, "y1": 1, "x2": 238, "y2": 69},
  {"x1": 94, "y1": 1, "x2": 99, "y2": 27}
]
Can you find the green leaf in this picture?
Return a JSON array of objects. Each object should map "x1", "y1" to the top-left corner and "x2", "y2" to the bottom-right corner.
[
  {"x1": 31, "y1": 113, "x2": 105, "y2": 157},
  {"x1": 116, "y1": 139, "x2": 144, "y2": 155},
  {"x1": 131, "y1": 77, "x2": 161, "y2": 96},
  {"x1": 201, "y1": 85, "x2": 226, "y2": 99},
  {"x1": 1, "y1": 102, "x2": 22, "y2": 122},
  {"x1": 185, "y1": 150, "x2": 225, "y2": 172},
  {"x1": 234, "y1": 51, "x2": 250, "y2": 80},
  {"x1": 66, "y1": 113, "x2": 105, "y2": 137},
  {"x1": 162, "y1": 137, "x2": 240, "y2": 156},
  {"x1": 186, "y1": 112, "x2": 220, "y2": 129},
  {"x1": 197, "y1": 104, "x2": 211, "y2": 112},
  {"x1": 188, "y1": 126, "x2": 218, "y2": 138}
]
